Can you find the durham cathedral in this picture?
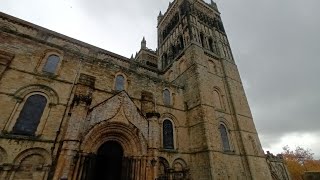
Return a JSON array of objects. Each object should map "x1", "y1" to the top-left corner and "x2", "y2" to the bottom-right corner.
[{"x1": 0, "y1": 0, "x2": 291, "y2": 179}]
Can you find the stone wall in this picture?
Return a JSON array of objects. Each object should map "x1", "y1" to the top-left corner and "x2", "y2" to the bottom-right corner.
[{"x1": 0, "y1": 0, "x2": 290, "y2": 179}]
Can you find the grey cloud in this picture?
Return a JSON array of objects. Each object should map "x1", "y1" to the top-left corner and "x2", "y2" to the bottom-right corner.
[
  {"x1": 76, "y1": 0, "x2": 170, "y2": 56},
  {"x1": 1, "y1": 0, "x2": 319, "y2": 155}
]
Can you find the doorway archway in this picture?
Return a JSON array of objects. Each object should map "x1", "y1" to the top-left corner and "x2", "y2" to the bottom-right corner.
[{"x1": 94, "y1": 141, "x2": 123, "y2": 180}]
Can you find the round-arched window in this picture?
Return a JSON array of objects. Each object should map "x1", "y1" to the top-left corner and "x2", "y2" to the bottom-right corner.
[
  {"x1": 163, "y1": 120, "x2": 174, "y2": 149},
  {"x1": 115, "y1": 75, "x2": 125, "y2": 91},
  {"x1": 219, "y1": 124, "x2": 230, "y2": 151},
  {"x1": 163, "y1": 89, "x2": 171, "y2": 106},
  {"x1": 13, "y1": 94, "x2": 47, "y2": 136},
  {"x1": 43, "y1": 55, "x2": 60, "y2": 74}
]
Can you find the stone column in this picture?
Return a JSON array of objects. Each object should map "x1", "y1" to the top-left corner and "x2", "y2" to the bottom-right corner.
[
  {"x1": 53, "y1": 74, "x2": 95, "y2": 180},
  {"x1": 146, "y1": 113, "x2": 160, "y2": 180},
  {"x1": 0, "y1": 164, "x2": 12, "y2": 180}
]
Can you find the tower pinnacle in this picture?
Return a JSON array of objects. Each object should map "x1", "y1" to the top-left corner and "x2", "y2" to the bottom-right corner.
[{"x1": 141, "y1": 37, "x2": 146, "y2": 49}]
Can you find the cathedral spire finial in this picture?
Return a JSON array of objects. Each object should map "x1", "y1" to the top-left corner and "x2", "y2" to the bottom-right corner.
[
  {"x1": 210, "y1": 0, "x2": 217, "y2": 8},
  {"x1": 141, "y1": 36, "x2": 146, "y2": 49}
]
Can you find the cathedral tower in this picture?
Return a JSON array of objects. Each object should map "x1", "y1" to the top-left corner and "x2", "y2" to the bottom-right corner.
[
  {"x1": 157, "y1": 0, "x2": 273, "y2": 179},
  {"x1": 0, "y1": 0, "x2": 290, "y2": 179}
]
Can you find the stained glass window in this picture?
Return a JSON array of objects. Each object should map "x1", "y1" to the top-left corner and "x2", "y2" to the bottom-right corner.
[
  {"x1": 12, "y1": 94, "x2": 47, "y2": 136},
  {"x1": 219, "y1": 124, "x2": 230, "y2": 151},
  {"x1": 43, "y1": 55, "x2": 60, "y2": 74},
  {"x1": 163, "y1": 120, "x2": 174, "y2": 149},
  {"x1": 115, "y1": 75, "x2": 125, "y2": 91}
]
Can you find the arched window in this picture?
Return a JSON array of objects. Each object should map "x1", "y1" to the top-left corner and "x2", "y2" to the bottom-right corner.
[
  {"x1": 208, "y1": 60, "x2": 216, "y2": 74},
  {"x1": 171, "y1": 45, "x2": 176, "y2": 56},
  {"x1": 179, "y1": 35, "x2": 184, "y2": 49},
  {"x1": 200, "y1": 32, "x2": 205, "y2": 47},
  {"x1": 208, "y1": 38, "x2": 214, "y2": 52},
  {"x1": 213, "y1": 90, "x2": 223, "y2": 110},
  {"x1": 163, "y1": 89, "x2": 171, "y2": 106},
  {"x1": 12, "y1": 94, "x2": 47, "y2": 136},
  {"x1": 163, "y1": 120, "x2": 174, "y2": 149},
  {"x1": 214, "y1": 41, "x2": 219, "y2": 54},
  {"x1": 115, "y1": 75, "x2": 125, "y2": 91},
  {"x1": 162, "y1": 53, "x2": 168, "y2": 68},
  {"x1": 219, "y1": 124, "x2": 230, "y2": 151},
  {"x1": 158, "y1": 157, "x2": 169, "y2": 179},
  {"x1": 43, "y1": 55, "x2": 60, "y2": 74}
]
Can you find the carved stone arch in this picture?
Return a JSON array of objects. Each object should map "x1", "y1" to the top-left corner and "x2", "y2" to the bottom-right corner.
[
  {"x1": 11, "y1": 148, "x2": 51, "y2": 180},
  {"x1": 0, "y1": 22, "x2": 17, "y2": 31},
  {"x1": 217, "y1": 117, "x2": 232, "y2": 131},
  {"x1": 0, "y1": 146, "x2": 7, "y2": 163},
  {"x1": 35, "y1": 49, "x2": 64, "y2": 75},
  {"x1": 13, "y1": 148, "x2": 51, "y2": 165},
  {"x1": 158, "y1": 157, "x2": 170, "y2": 179},
  {"x1": 42, "y1": 49, "x2": 64, "y2": 58},
  {"x1": 159, "y1": 157, "x2": 170, "y2": 168},
  {"x1": 208, "y1": 60, "x2": 217, "y2": 73},
  {"x1": 172, "y1": 158, "x2": 188, "y2": 170},
  {"x1": 212, "y1": 86, "x2": 225, "y2": 110},
  {"x1": 81, "y1": 122, "x2": 147, "y2": 157},
  {"x1": 160, "y1": 113, "x2": 179, "y2": 131},
  {"x1": 14, "y1": 84, "x2": 59, "y2": 105}
]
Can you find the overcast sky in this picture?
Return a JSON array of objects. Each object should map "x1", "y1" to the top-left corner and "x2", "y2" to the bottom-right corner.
[{"x1": 1, "y1": 0, "x2": 319, "y2": 158}]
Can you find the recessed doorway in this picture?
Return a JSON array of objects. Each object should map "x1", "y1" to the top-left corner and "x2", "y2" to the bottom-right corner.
[{"x1": 94, "y1": 141, "x2": 124, "y2": 180}]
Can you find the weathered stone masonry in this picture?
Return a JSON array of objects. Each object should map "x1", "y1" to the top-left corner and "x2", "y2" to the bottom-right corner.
[{"x1": 0, "y1": 0, "x2": 290, "y2": 180}]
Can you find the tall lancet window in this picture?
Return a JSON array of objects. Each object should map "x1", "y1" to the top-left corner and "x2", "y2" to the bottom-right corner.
[
  {"x1": 13, "y1": 94, "x2": 47, "y2": 136},
  {"x1": 163, "y1": 120, "x2": 174, "y2": 149}
]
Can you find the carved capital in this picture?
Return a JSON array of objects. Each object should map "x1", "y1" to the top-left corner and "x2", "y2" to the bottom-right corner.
[{"x1": 72, "y1": 94, "x2": 92, "y2": 106}]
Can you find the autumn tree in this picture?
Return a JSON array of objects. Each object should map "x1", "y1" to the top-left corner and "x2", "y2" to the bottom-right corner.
[{"x1": 282, "y1": 145, "x2": 320, "y2": 180}]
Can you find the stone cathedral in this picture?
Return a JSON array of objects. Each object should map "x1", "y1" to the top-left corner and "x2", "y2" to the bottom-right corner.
[{"x1": 0, "y1": 0, "x2": 291, "y2": 180}]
